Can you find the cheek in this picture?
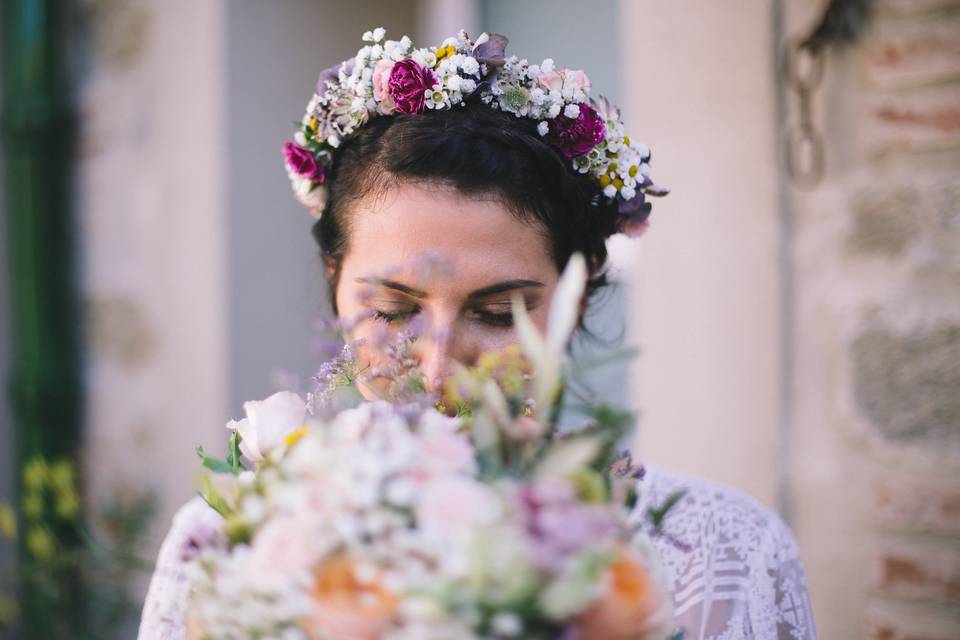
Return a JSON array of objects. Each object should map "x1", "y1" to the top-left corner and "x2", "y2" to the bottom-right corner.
[
  {"x1": 343, "y1": 320, "x2": 394, "y2": 367},
  {"x1": 345, "y1": 323, "x2": 400, "y2": 401},
  {"x1": 334, "y1": 280, "x2": 368, "y2": 327},
  {"x1": 460, "y1": 323, "x2": 520, "y2": 357},
  {"x1": 450, "y1": 311, "x2": 546, "y2": 367}
]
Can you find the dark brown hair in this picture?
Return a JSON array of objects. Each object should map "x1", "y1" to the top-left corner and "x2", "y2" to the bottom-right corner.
[{"x1": 312, "y1": 95, "x2": 621, "y2": 329}]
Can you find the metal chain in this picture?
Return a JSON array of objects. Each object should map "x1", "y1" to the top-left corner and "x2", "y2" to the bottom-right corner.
[
  {"x1": 782, "y1": 36, "x2": 826, "y2": 188},
  {"x1": 780, "y1": 0, "x2": 872, "y2": 188}
]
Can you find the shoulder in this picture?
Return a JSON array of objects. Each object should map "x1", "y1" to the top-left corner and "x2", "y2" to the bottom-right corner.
[
  {"x1": 138, "y1": 496, "x2": 221, "y2": 640},
  {"x1": 633, "y1": 466, "x2": 817, "y2": 638},
  {"x1": 636, "y1": 464, "x2": 801, "y2": 564}
]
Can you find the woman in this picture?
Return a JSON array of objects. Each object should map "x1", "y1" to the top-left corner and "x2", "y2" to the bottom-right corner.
[{"x1": 139, "y1": 29, "x2": 816, "y2": 639}]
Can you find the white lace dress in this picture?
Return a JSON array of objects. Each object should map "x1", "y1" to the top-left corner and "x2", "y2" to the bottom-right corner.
[{"x1": 137, "y1": 465, "x2": 816, "y2": 639}]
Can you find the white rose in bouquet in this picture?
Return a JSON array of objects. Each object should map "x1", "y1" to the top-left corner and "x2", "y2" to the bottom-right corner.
[{"x1": 228, "y1": 390, "x2": 307, "y2": 462}]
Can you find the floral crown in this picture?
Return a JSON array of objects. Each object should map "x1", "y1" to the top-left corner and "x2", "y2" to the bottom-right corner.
[{"x1": 283, "y1": 28, "x2": 668, "y2": 238}]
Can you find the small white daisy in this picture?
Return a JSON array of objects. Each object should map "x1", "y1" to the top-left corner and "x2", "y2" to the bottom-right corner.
[{"x1": 460, "y1": 56, "x2": 480, "y2": 76}]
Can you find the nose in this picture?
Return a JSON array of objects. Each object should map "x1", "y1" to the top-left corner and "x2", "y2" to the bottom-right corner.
[{"x1": 412, "y1": 320, "x2": 455, "y2": 394}]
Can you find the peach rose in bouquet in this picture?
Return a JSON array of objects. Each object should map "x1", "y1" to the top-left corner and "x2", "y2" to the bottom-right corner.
[
  {"x1": 575, "y1": 544, "x2": 674, "y2": 640},
  {"x1": 305, "y1": 554, "x2": 398, "y2": 640}
]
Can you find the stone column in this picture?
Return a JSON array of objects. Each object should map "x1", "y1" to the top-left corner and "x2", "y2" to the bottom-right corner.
[
  {"x1": 620, "y1": 0, "x2": 783, "y2": 507},
  {"x1": 76, "y1": 0, "x2": 229, "y2": 591}
]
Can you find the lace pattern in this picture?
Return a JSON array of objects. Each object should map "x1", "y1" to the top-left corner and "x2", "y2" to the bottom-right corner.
[
  {"x1": 633, "y1": 466, "x2": 817, "y2": 640},
  {"x1": 138, "y1": 467, "x2": 817, "y2": 639},
  {"x1": 139, "y1": 496, "x2": 219, "y2": 640}
]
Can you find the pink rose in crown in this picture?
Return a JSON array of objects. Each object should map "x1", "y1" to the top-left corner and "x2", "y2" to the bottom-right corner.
[
  {"x1": 536, "y1": 70, "x2": 564, "y2": 93},
  {"x1": 388, "y1": 59, "x2": 437, "y2": 115},
  {"x1": 561, "y1": 68, "x2": 591, "y2": 94},
  {"x1": 536, "y1": 68, "x2": 592, "y2": 96},
  {"x1": 372, "y1": 59, "x2": 396, "y2": 114},
  {"x1": 546, "y1": 103, "x2": 606, "y2": 158}
]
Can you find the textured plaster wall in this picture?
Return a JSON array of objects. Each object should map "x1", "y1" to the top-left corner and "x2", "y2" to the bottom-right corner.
[
  {"x1": 620, "y1": 0, "x2": 782, "y2": 507},
  {"x1": 77, "y1": 0, "x2": 229, "y2": 602}
]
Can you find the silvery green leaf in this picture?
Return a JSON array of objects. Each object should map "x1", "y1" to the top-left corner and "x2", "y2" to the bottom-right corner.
[
  {"x1": 470, "y1": 401, "x2": 501, "y2": 455},
  {"x1": 534, "y1": 437, "x2": 601, "y2": 480},
  {"x1": 512, "y1": 292, "x2": 561, "y2": 423},
  {"x1": 538, "y1": 549, "x2": 612, "y2": 620},
  {"x1": 481, "y1": 379, "x2": 512, "y2": 428},
  {"x1": 547, "y1": 253, "x2": 586, "y2": 352},
  {"x1": 511, "y1": 291, "x2": 545, "y2": 362}
]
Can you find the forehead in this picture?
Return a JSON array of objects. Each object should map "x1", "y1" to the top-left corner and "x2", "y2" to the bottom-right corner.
[{"x1": 341, "y1": 182, "x2": 558, "y2": 291}]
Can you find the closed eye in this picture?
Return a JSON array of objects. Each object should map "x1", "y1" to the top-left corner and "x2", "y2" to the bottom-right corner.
[
  {"x1": 468, "y1": 306, "x2": 514, "y2": 328},
  {"x1": 372, "y1": 307, "x2": 418, "y2": 325}
]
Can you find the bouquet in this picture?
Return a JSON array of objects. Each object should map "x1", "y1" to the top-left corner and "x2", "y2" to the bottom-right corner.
[{"x1": 186, "y1": 255, "x2": 685, "y2": 639}]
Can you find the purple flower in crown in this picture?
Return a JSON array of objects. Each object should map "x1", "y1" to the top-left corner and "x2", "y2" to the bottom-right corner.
[
  {"x1": 315, "y1": 58, "x2": 355, "y2": 94},
  {"x1": 388, "y1": 59, "x2": 437, "y2": 115},
  {"x1": 472, "y1": 32, "x2": 509, "y2": 80},
  {"x1": 616, "y1": 192, "x2": 653, "y2": 238},
  {"x1": 546, "y1": 103, "x2": 606, "y2": 159},
  {"x1": 283, "y1": 141, "x2": 325, "y2": 183}
]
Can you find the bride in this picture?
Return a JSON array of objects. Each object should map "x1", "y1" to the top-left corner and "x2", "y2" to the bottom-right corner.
[{"x1": 139, "y1": 29, "x2": 816, "y2": 639}]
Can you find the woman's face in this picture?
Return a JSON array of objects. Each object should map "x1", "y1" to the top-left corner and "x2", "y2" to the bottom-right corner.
[{"x1": 335, "y1": 181, "x2": 560, "y2": 399}]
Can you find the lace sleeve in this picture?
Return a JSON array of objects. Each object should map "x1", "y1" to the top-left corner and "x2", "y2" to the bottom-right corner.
[
  {"x1": 138, "y1": 496, "x2": 221, "y2": 640},
  {"x1": 633, "y1": 466, "x2": 817, "y2": 640},
  {"x1": 769, "y1": 515, "x2": 817, "y2": 639}
]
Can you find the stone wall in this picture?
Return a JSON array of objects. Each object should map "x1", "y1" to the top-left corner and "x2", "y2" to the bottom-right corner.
[
  {"x1": 622, "y1": 0, "x2": 960, "y2": 635},
  {"x1": 789, "y1": 0, "x2": 960, "y2": 637}
]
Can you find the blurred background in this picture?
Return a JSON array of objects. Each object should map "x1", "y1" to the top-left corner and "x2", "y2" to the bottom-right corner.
[{"x1": 2, "y1": 0, "x2": 959, "y2": 637}]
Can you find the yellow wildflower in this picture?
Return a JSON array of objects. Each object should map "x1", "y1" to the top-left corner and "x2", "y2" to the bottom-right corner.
[
  {"x1": 26, "y1": 525, "x2": 55, "y2": 562},
  {"x1": 22, "y1": 458, "x2": 47, "y2": 492},
  {"x1": 0, "y1": 594, "x2": 17, "y2": 626},
  {"x1": 54, "y1": 490, "x2": 80, "y2": 520},
  {"x1": 48, "y1": 459, "x2": 75, "y2": 495},
  {"x1": 433, "y1": 44, "x2": 456, "y2": 65},
  {"x1": 0, "y1": 504, "x2": 16, "y2": 539}
]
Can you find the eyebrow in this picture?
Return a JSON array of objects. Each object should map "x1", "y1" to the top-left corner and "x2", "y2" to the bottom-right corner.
[{"x1": 355, "y1": 277, "x2": 544, "y2": 300}]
